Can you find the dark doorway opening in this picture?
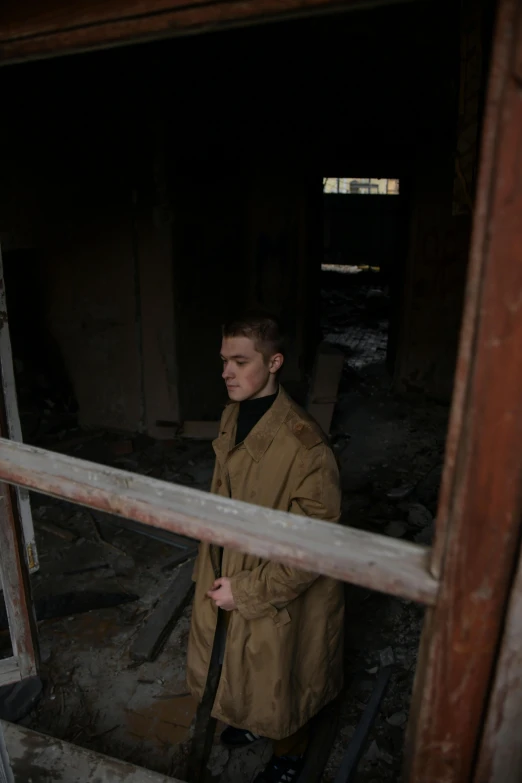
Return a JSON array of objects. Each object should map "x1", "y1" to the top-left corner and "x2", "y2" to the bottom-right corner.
[{"x1": 321, "y1": 175, "x2": 409, "y2": 382}]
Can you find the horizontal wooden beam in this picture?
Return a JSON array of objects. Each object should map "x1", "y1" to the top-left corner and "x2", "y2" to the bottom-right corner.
[
  {"x1": 0, "y1": 0, "x2": 416, "y2": 65},
  {"x1": 0, "y1": 438, "x2": 438, "y2": 605},
  {"x1": 0, "y1": 657, "x2": 21, "y2": 688},
  {"x1": 2, "y1": 720, "x2": 182, "y2": 782}
]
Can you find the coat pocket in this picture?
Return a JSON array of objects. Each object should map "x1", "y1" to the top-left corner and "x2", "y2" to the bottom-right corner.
[{"x1": 273, "y1": 607, "x2": 291, "y2": 628}]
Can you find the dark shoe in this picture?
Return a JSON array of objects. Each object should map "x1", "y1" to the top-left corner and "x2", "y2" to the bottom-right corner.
[
  {"x1": 220, "y1": 725, "x2": 262, "y2": 748},
  {"x1": 254, "y1": 755, "x2": 304, "y2": 783}
]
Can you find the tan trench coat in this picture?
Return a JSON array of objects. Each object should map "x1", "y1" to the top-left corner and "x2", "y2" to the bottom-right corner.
[{"x1": 186, "y1": 387, "x2": 344, "y2": 740}]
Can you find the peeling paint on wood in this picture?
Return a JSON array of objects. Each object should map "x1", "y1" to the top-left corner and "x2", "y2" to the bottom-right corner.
[
  {"x1": 474, "y1": 546, "x2": 522, "y2": 782},
  {"x1": 0, "y1": 481, "x2": 39, "y2": 681},
  {"x1": 404, "y1": 1, "x2": 522, "y2": 781},
  {"x1": 1, "y1": 720, "x2": 182, "y2": 782},
  {"x1": 0, "y1": 438, "x2": 438, "y2": 605},
  {"x1": 0, "y1": 245, "x2": 38, "y2": 573}
]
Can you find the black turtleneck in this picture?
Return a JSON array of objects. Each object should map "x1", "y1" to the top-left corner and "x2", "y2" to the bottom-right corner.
[{"x1": 235, "y1": 391, "x2": 278, "y2": 446}]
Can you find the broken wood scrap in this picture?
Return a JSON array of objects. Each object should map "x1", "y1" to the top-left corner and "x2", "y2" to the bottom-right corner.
[
  {"x1": 46, "y1": 431, "x2": 105, "y2": 453},
  {"x1": 87, "y1": 512, "x2": 127, "y2": 556},
  {"x1": 161, "y1": 546, "x2": 198, "y2": 572},
  {"x1": 0, "y1": 719, "x2": 14, "y2": 783},
  {"x1": 109, "y1": 439, "x2": 134, "y2": 456},
  {"x1": 307, "y1": 342, "x2": 344, "y2": 435},
  {"x1": 186, "y1": 608, "x2": 226, "y2": 783},
  {"x1": 63, "y1": 563, "x2": 111, "y2": 576},
  {"x1": 333, "y1": 666, "x2": 392, "y2": 783},
  {"x1": 131, "y1": 559, "x2": 195, "y2": 663},
  {"x1": 92, "y1": 512, "x2": 196, "y2": 551},
  {"x1": 34, "y1": 519, "x2": 76, "y2": 542},
  {"x1": 0, "y1": 591, "x2": 138, "y2": 631},
  {"x1": 297, "y1": 697, "x2": 340, "y2": 783},
  {"x1": 181, "y1": 421, "x2": 219, "y2": 440}
]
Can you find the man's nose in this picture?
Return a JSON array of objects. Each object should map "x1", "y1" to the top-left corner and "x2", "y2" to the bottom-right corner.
[{"x1": 222, "y1": 362, "x2": 234, "y2": 380}]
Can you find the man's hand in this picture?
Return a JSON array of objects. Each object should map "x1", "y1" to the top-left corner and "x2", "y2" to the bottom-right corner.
[{"x1": 207, "y1": 577, "x2": 237, "y2": 611}]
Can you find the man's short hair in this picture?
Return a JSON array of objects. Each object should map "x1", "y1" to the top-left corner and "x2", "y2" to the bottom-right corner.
[{"x1": 222, "y1": 311, "x2": 285, "y2": 360}]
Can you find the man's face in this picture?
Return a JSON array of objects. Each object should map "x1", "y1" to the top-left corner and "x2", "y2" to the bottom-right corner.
[{"x1": 221, "y1": 336, "x2": 282, "y2": 402}]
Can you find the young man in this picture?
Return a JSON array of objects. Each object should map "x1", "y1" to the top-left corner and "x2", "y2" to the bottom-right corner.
[{"x1": 187, "y1": 313, "x2": 344, "y2": 783}]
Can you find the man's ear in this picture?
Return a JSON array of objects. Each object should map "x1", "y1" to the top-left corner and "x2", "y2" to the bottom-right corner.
[{"x1": 269, "y1": 353, "x2": 284, "y2": 374}]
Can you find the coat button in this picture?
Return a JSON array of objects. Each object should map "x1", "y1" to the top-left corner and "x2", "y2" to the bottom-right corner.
[{"x1": 217, "y1": 480, "x2": 222, "y2": 488}]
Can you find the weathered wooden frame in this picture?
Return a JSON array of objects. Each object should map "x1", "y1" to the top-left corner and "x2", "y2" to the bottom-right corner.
[
  {"x1": 0, "y1": 0, "x2": 418, "y2": 64},
  {"x1": 0, "y1": 0, "x2": 521, "y2": 780},
  {"x1": 0, "y1": 476, "x2": 39, "y2": 687},
  {"x1": 0, "y1": 245, "x2": 39, "y2": 574},
  {"x1": 405, "y1": 1, "x2": 522, "y2": 781}
]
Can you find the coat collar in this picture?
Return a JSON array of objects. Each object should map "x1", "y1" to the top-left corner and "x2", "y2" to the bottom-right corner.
[{"x1": 213, "y1": 386, "x2": 292, "y2": 464}]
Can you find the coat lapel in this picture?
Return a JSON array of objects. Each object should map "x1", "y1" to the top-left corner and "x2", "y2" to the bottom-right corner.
[
  {"x1": 212, "y1": 403, "x2": 238, "y2": 467},
  {"x1": 212, "y1": 387, "x2": 292, "y2": 466},
  {"x1": 243, "y1": 387, "x2": 292, "y2": 462}
]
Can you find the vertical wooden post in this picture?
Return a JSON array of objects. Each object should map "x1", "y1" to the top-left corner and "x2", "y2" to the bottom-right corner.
[
  {"x1": 0, "y1": 719, "x2": 14, "y2": 783},
  {"x1": 404, "y1": 1, "x2": 522, "y2": 781},
  {"x1": 0, "y1": 253, "x2": 39, "y2": 681},
  {"x1": 0, "y1": 247, "x2": 38, "y2": 573},
  {"x1": 0, "y1": 478, "x2": 39, "y2": 680}
]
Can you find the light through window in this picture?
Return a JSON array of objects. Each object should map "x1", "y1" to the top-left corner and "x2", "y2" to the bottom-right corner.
[{"x1": 323, "y1": 178, "x2": 399, "y2": 195}]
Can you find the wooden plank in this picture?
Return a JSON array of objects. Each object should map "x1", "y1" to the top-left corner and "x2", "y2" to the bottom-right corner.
[
  {"x1": 131, "y1": 559, "x2": 195, "y2": 662},
  {"x1": 473, "y1": 548, "x2": 522, "y2": 782},
  {"x1": 0, "y1": 721, "x2": 14, "y2": 783},
  {"x1": 181, "y1": 421, "x2": 220, "y2": 440},
  {"x1": 404, "y1": 1, "x2": 522, "y2": 781},
  {"x1": 0, "y1": 659, "x2": 20, "y2": 689},
  {"x1": 1, "y1": 720, "x2": 183, "y2": 782},
  {"x1": 309, "y1": 342, "x2": 345, "y2": 403},
  {"x1": 98, "y1": 513, "x2": 196, "y2": 550},
  {"x1": 334, "y1": 667, "x2": 392, "y2": 782},
  {"x1": 0, "y1": 438, "x2": 438, "y2": 605},
  {"x1": 0, "y1": 479, "x2": 38, "y2": 680},
  {"x1": 307, "y1": 341, "x2": 345, "y2": 435},
  {"x1": 186, "y1": 609, "x2": 226, "y2": 783},
  {"x1": 0, "y1": 246, "x2": 38, "y2": 573},
  {"x1": 0, "y1": 348, "x2": 39, "y2": 682},
  {"x1": 297, "y1": 698, "x2": 340, "y2": 783},
  {"x1": 0, "y1": 0, "x2": 415, "y2": 65}
]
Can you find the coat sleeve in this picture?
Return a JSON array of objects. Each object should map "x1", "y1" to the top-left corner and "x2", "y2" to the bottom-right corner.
[{"x1": 229, "y1": 443, "x2": 341, "y2": 621}]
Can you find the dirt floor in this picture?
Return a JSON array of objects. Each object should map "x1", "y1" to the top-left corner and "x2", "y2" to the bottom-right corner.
[{"x1": 0, "y1": 268, "x2": 449, "y2": 782}]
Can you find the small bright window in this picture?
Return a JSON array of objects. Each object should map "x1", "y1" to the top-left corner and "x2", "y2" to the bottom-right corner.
[{"x1": 323, "y1": 178, "x2": 399, "y2": 195}]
